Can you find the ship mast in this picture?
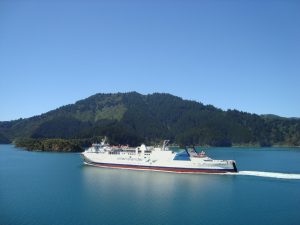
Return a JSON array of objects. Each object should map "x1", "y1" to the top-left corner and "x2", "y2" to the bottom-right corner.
[{"x1": 162, "y1": 140, "x2": 170, "y2": 151}]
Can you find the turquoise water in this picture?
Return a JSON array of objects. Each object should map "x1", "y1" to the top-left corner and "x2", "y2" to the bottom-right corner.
[{"x1": 1, "y1": 144, "x2": 300, "y2": 225}]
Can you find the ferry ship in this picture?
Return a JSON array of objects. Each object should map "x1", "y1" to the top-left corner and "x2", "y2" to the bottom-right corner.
[{"x1": 82, "y1": 140, "x2": 238, "y2": 174}]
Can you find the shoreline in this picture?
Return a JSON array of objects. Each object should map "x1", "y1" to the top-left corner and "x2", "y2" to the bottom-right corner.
[{"x1": 1, "y1": 143, "x2": 299, "y2": 153}]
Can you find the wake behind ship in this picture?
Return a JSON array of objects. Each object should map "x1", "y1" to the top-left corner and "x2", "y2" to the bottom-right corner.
[{"x1": 82, "y1": 140, "x2": 238, "y2": 174}]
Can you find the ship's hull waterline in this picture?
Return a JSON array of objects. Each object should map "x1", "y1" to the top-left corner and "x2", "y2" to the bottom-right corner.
[{"x1": 83, "y1": 158, "x2": 238, "y2": 174}]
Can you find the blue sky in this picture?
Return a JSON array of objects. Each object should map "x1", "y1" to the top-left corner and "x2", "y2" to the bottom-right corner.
[{"x1": 0, "y1": 0, "x2": 299, "y2": 121}]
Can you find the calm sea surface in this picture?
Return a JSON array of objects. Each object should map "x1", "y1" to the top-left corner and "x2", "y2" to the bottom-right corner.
[{"x1": 1, "y1": 144, "x2": 300, "y2": 225}]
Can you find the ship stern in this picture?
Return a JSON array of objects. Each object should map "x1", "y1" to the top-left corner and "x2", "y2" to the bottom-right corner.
[{"x1": 232, "y1": 160, "x2": 238, "y2": 172}]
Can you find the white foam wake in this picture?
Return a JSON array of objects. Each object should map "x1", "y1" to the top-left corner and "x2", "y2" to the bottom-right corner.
[{"x1": 233, "y1": 171, "x2": 300, "y2": 180}]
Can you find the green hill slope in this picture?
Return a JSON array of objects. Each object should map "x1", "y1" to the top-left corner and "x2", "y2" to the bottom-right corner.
[{"x1": 1, "y1": 92, "x2": 300, "y2": 149}]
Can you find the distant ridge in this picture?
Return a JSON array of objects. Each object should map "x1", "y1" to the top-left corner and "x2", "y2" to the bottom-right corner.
[
  {"x1": 1, "y1": 92, "x2": 300, "y2": 147},
  {"x1": 261, "y1": 114, "x2": 300, "y2": 120}
]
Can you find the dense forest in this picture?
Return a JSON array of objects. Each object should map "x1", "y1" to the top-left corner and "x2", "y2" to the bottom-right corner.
[{"x1": 1, "y1": 92, "x2": 300, "y2": 151}]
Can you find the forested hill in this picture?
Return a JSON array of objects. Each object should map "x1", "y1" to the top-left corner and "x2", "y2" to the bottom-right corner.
[{"x1": 1, "y1": 92, "x2": 300, "y2": 148}]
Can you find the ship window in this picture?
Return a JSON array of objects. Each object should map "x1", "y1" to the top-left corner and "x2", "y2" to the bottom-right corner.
[{"x1": 173, "y1": 150, "x2": 190, "y2": 161}]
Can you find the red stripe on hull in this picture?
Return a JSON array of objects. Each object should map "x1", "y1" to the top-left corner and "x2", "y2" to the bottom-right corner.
[{"x1": 84, "y1": 161, "x2": 236, "y2": 174}]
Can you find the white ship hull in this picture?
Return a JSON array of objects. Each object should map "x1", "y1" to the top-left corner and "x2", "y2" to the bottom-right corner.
[{"x1": 82, "y1": 145, "x2": 237, "y2": 174}]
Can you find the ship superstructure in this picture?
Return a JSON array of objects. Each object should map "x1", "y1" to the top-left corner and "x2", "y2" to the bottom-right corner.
[{"x1": 82, "y1": 140, "x2": 237, "y2": 173}]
